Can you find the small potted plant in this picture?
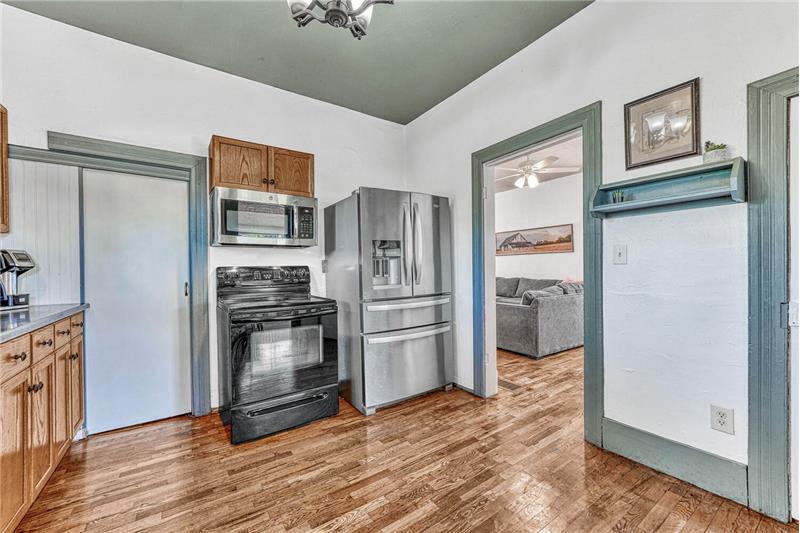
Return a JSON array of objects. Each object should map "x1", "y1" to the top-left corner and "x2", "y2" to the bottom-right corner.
[{"x1": 703, "y1": 141, "x2": 728, "y2": 163}]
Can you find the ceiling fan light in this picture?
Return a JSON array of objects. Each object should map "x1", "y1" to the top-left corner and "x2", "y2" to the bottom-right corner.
[
  {"x1": 287, "y1": 0, "x2": 312, "y2": 14},
  {"x1": 527, "y1": 175, "x2": 540, "y2": 188},
  {"x1": 514, "y1": 176, "x2": 526, "y2": 189},
  {"x1": 351, "y1": 0, "x2": 374, "y2": 25}
]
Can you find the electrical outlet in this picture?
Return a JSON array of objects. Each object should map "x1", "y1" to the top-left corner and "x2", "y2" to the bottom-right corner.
[
  {"x1": 613, "y1": 244, "x2": 628, "y2": 265},
  {"x1": 710, "y1": 405, "x2": 735, "y2": 435}
]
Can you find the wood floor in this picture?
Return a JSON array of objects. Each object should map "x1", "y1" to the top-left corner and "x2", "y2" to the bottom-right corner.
[{"x1": 17, "y1": 348, "x2": 796, "y2": 532}]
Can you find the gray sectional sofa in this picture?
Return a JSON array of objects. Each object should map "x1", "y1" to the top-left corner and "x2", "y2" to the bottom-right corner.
[{"x1": 496, "y1": 277, "x2": 584, "y2": 359}]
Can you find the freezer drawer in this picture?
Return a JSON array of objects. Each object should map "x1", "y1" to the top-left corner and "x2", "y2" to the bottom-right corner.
[
  {"x1": 361, "y1": 295, "x2": 452, "y2": 334},
  {"x1": 363, "y1": 323, "x2": 451, "y2": 409}
]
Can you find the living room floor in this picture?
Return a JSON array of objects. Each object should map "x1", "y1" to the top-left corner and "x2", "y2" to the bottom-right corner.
[{"x1": 19, "y1": 349, "x2": 794, "y2": 532}]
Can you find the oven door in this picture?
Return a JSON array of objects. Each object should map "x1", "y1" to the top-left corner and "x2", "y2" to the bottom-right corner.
[
  {"x1": 211, "y1": 187, "x2": 317, "y2": 247},
  {"x1": 228, "y1": 309, "x2": 337, "y2": 406}
]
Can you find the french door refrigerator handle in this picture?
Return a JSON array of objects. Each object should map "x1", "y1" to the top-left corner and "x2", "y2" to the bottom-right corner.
[
  {"x1": 413, "y1": 202, "x2": 422, "y2": 285},
  {"x1": 402, "y1": 204, "x2": 412, "y2": 286},
  {"x1": 366, "y1": 325, "x2": 451, "y2": 345},
  {"x1": 366, "y1": 297, "x2": 450, "y2": 312}
]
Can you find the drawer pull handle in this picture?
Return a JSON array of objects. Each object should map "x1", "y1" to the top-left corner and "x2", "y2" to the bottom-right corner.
[
  {"x1": 367, "y1": 325, "x2": 451, "y2": 345},
  {"x1": 70, "y1": 353, "x2": 79, "y2": 360},
  {"x1": 57, "y1": 329, "x2": 70, "y2": 335},
  {"x1": 366, "y1": 298, "x2": 451, "y2": 312},
  {"x1": 12, "y1": 351, "x2": 27, "y2": 361},
  {"x1": 36, "y1": 339, "x2": 54, "y2": 347},
  {"x1": 74, "y1": 322, "x2": 84, "y2": 327},
  {"x1": 27, "y1": 382, "x2": 43, "y2": 393}
]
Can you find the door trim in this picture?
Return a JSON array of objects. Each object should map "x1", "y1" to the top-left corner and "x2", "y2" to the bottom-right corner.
[
  {"x1": 470, "y1": 102, "x2": 603, "y2": 445},
  {"x1": 747, "y1": 67, "x2": 798, "y2": 522},
  {"x1": 9, "y1": 133, "x2": 210, "y2": 417}
]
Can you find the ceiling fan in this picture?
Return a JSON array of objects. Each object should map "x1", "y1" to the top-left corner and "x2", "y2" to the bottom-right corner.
[{"x1": 496, "y1": 155, "x2": 581, "y2": 189}]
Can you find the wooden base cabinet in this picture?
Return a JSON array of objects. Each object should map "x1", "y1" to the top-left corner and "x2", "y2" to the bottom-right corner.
[
  {"x1": 69, "y1": 336, "x2": 84, "y2": 436},
  {"x1": 0, "y1": 370, "x2": 30, "y2": 533},
  {"x1": 0, "y1": 312, "x2": 85, "y2": 533}
]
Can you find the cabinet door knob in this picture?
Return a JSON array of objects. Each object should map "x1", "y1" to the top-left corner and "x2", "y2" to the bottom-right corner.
[
  {"x1": 28, "y1": 384, "x2": 36, "y2": 393},
  {"x1": 76, "y1": 322, "x2": 84, "y2": 327},
  {"x1": 262, "y1": 178, "x2": 269, "y2": 184},
  {"x1": 70, "y1": 353, "x2": 79, "y2": 360},
  {"x1": 13, "y1": 351, "x2": 27, "y2": 361},
  {"x1": 269, "y1": 178, "x2": 276, "y2": 185}
]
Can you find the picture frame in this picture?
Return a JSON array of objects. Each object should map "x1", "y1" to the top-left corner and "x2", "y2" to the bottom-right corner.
[
  {"x1": 495, "y1": 223, "x2": 574, "y2": 256},
  {"x1": 624, "y1": 78, "x2": 700, "y2": 170}
]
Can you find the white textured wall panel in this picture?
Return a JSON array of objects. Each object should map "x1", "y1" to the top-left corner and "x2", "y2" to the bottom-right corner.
[{"x1": 0, "y1": 159, "x2": 80, "y2": 304}]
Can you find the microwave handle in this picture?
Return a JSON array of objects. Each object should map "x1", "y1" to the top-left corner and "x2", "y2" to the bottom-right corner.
[{"x1": 293, "y1": 205, "x2": 300, "y2": 240}]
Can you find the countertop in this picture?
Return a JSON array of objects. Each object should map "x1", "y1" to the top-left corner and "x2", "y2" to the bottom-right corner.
[{"x1": 0, "y1": 304, "x2": 90, "y2": 343}]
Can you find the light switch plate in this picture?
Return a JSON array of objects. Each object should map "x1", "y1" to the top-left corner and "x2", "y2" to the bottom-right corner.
[{"x1": 613, "y1": 244, "x2": 628, "y2": 265}]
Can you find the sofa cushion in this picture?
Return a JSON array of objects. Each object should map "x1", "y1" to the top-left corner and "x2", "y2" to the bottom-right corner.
[
  {"x1": 557, "y1": 281, "x2": 584, "y2": 294},
  {"x1": 496, "y1": 277, "x2": 520, "y2": 297},
  {"x1": 496, "y1": 296, "x2": 522, "y2": 305},
  {"x1": 514, "y1": 278, "x2": 561, "y2": 298},
  {"x1": 521, "y1": 285, "x2": 564, "y2": 305}
]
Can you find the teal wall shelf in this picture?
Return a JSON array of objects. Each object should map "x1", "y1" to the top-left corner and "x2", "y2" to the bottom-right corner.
[{"x1": 590, "y1": 157, "x2": 747, "y2": 218}]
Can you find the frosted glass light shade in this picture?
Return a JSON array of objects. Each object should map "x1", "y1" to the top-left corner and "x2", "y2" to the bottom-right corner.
[
  {"x1": 527, "y1": 175, "x2": 539, "y2": 188},
  {"x1": 351, "y1": 0, "x2": 373, "y2": 26},
  {"x1": 287, "y1": 0, "x2": 312, "y2": 14}
]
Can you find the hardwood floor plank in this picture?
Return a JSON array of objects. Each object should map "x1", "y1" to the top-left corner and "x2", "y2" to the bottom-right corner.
[{"x1": 15, "y1": 348, "x2": 795, "y2": 533}]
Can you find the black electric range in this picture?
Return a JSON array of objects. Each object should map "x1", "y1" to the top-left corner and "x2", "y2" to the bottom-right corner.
[{"x1": 216, "y1": 266, "x2": 338, "y2": 444}]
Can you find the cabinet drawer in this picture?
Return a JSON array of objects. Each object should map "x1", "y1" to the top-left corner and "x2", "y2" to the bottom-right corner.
[
  {"x1": 0, "y1": 334, "x2": 30, "y2": 382},
  {"x1": 31, "y1": 325, "x2": 55, "y2": 362},
  {"x1": 70, "y1": 313, "x2": 84, "y2": 338},
  {"x1": 53, "y1": 318, "x2": 72, "y2": 349}
]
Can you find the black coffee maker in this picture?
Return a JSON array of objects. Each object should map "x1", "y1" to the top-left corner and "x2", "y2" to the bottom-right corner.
[{"x1": 0, "y1": 249, "x2": 35, "y2": 310}]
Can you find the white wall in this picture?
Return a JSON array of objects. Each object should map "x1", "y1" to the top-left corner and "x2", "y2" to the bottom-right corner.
[
  {"x1": 1, "y1": 5, "x2": 405, "y2": 407},
  {"x1": 494, "y1": 173, "x2": 583, "y2": 281},
  {"x1": 405, "y1": 1, "x2": 798, "y2": 463}
]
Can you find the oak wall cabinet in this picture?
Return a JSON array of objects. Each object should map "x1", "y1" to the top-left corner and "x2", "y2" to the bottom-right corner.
[
  {"x1": 209, "y1": 135, "x2": 314, "y2": 197},
  {"x1": 0, "y1": 311, "x2": 86, "y2": 533}
]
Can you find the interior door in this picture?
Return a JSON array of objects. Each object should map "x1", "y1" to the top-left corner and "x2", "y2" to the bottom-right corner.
[
  {"x1": 83, "y1": 170, "x2": 190, "y2": 434},
  {"x1": 410, "y1": 193, "x2": 452, "y2": 297},
  {"x1": 359, "y1": 188, "x2": 413, "y2": 301}
]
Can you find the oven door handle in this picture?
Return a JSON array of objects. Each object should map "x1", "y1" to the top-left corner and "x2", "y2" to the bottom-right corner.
[
  {"x1": 230, "y1": 309, "x2": 337, "y2": 322},
  {"x1": 366, "y1": 298, "x2": 450, "y2": 312},
  {"x1": 366, "y1": 325, "x2": 450, "y2": 345}
]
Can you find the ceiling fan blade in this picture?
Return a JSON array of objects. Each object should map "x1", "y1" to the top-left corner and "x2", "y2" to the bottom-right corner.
[
  {"x1": 532, "y1": 156, "x2": 559, "y2": 169},
  {"x1": 496, "y1": 172, "x2": 524, "y2": 180},
  {"x1": 496, "y1": 167, "x2": 521, "y2": 171},
  {"x1": 536, "y1": 166, "x2": 582, "y2": 174}
]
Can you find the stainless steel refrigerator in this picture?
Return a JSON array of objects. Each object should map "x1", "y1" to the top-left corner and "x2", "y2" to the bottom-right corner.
[{"x1": 325, "y1": 187, "x2": 454, "y2": 415}]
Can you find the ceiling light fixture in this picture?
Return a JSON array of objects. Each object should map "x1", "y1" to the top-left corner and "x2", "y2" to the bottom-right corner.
[
  {"x1": 513, "y1": 174, "x2": 540, "y2": 189},
  {"x1": 286, "y1": 0, "x2": 394, "y2": 39}
]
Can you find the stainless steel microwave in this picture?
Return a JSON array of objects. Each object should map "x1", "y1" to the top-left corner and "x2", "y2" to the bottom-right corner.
[{"x1": 210, "y1": 187, "x2": 318, "y2": 247}]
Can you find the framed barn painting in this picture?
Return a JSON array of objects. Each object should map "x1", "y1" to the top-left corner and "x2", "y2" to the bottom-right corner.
[
  {"x1": 496, "y1": 223, "x2": 574, "y2": 256},
  {"x1": 624, "y1": 78, "x2": 700, "y2": 170}
]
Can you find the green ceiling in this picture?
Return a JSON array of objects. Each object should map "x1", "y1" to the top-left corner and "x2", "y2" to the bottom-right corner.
[{"x1": 5, "y1": 1, "x2": 591, "y2": 124}]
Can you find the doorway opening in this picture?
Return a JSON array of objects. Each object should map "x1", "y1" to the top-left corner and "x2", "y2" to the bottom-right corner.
[
  {"x1": 470, "y1": 102, "x2": 603, "y2": 445},
  {"x1": 487, "y1": 130, "x2": 585, "y2": 413}
]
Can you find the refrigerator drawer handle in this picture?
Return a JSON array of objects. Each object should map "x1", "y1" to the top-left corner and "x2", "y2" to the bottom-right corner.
[
  {"x1": 367, "y1": 325, "x2": 451, "y2": 345},
  {"x1": 366, "y1": 298, "x2": 450, "y2": 312}
]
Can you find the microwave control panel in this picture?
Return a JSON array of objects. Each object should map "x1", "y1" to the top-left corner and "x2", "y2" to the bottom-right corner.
[{"x1": 298, "y1": 207, "x2": 315, "y2": 239}]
